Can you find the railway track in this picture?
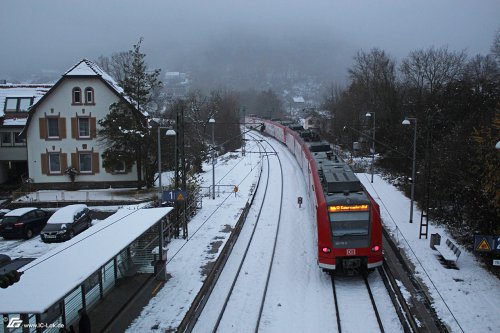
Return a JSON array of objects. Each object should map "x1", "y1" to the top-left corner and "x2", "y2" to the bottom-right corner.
[
  {"x1": 331, "y1": 273, "x2": 385, "y2": 333},
  {"x1": 207, "y1": 136, "x2": 283, "y2": 332},
  {"x1": 181, "y1": 131, "x2": 431, "y2": 333},
  {"x1": 181, "y1": 134, "x2": 284, "y2": 332}
]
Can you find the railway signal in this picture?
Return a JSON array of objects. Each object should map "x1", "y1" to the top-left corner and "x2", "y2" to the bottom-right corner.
[{"x1": 298, "y1": 196, "x2": 303, "y2": 208}]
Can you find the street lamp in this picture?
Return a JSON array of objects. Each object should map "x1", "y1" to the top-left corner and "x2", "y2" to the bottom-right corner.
[
  {"x1": 158, "y1": 127, "x2": 176, "y2": 203},
  {"x1": 366, "y1": 112, "x2": 375, "y2": 183},
  {"x1": 402, "y1": 117, "x2": 417, "y2": 223},
  {"x1": 209, "y1": 118, "x2": 216, "y2": 199}
]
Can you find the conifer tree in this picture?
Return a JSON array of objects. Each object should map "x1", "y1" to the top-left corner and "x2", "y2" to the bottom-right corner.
[{"x1": 98, "y1": 38, "x2": 161, "y2": 189}]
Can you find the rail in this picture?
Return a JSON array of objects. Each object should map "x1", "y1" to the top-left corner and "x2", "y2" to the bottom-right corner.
[
  {"x1": 211, "y1": 134, "x2": 283, "y2": 332},
  {"x1": 177, "y1": 136, "x2": 265, "y2": 332},
  {"x1": 331, "y1": 274, "x2": 385, "y2": 333}
]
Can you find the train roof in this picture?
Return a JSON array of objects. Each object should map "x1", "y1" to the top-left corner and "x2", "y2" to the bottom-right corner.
[
  {"x1": 307, "y1": 141, "x2": 332, "y2": 152},
  {"x1": 313, "y1": 151, "x2": 365, "y2": 196},
  {"x1": 298, "y1": 130, "x2": 320, "y2": 142},
  {"x1": 325, "y1": 191, "x2": 371, "y2": 206},
  {"x1": 288, "y1": 124, "x2": 304, "y2": 131},
  {"x1": 322, "y1": 165, "x2": 362, "y2": 193}
]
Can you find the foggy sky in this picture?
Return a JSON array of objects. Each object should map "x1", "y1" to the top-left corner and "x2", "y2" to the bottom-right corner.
[{"x1": 1, "y1": 0, "x2": 499, "y2": 85}]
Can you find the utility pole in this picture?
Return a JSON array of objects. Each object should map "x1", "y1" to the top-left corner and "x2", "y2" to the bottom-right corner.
[
  {"x1": 209, "y1": 118, "x2": 216, "y2": 199},
  {"x1": 242, "y1": 106, "x2": 246, "y2": 157},
  {"x1": 174, "y1": 100, "x2": 186, "y2": 238}
]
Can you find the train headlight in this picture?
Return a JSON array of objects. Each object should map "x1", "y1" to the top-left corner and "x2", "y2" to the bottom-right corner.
[
  {"x1": 371, "y1": 245, "x2": 380, "y2": 252},
  {"x1": 322, "y1": 247, "x2": 331, "y2": 253}
]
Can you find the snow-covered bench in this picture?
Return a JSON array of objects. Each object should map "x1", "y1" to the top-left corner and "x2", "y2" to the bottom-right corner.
[{"x1": 434, "y1": 238, "x2": 461, "y2": 268}]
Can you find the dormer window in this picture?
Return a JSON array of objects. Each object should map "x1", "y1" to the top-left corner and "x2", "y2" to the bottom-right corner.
[
  {"x1": 72, "y1": 87, "x2": 82, "y2": 104},
  {"x1": 85, "y1": 87, "x2": 94, "y2": 104},
  {"x1": 4, "y1": 97, "x2": 33, "y2": 112}
]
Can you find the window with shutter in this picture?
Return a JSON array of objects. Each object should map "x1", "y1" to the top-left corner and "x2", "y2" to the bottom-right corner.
[
  {"x1": 39, "y1": 118, "x2": 47, "y2": 139},
  {"x1": 92, "y1": 152, "x2": 100, "y2": 174},
  {"x1": 78, "y1": 118, "x2": 90, "y2": 138},
  {"x1": 79, "y1": 153, "x2": 92, "y2": 173},
  {"x1": 41, "y1": 153, "x2": 48, "y2": 175},
  {"x1": 48, "y1": 153, "x2": 61, "y2": 174},
  {"x1": 47, "y1": 118, "x2": 59, "y2": 138}
]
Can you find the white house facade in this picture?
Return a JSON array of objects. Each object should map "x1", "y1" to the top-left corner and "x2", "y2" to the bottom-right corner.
[{"x1": 23, "y1": 59, "x2": 142, "y2": 189}]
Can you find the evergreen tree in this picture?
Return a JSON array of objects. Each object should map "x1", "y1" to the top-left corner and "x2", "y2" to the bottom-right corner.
[
  {"x1": 98, "y1": 38, "x2": 161, "y2": 189},
  {"x1": 120, "y1": 38, "x2": 162, "y2": 115}
]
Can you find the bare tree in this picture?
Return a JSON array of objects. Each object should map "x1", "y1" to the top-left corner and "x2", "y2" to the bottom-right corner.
[
  {"x1": 95, "y1": 51, "x2": 132, "y2": 83},
  {"x1": 400, "y1": 46, "x2": 466, "y2": 96},
  {"x1": 465, "y1": 54, "x2": 499, "y2": 93},
  {"x1": 491, "y1": 28, "x2": 500, "y2": 66}
]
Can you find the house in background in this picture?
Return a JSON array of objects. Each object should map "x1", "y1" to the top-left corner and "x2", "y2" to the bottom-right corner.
[
  {"x1": 303, "y1": 109, "x2": 331, "y2": 133},
  {"x1": 22, "y1": 59, "x2": 144, "y2": 189},
  {"x1": 0, "y1": 84, "x2": 52, "y2": 184},
  {"x1": 164, "y1": 71, "x2": 190, "y2": 98}
]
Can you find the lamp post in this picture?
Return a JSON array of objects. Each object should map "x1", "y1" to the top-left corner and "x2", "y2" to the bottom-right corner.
[
  {"x1": 166, "y1": 129, "x2": 176, "y2": 188},
  {"x1": 155, "y1": 126, "x2": 175, "y2": 276},
  {"x1": 366, "y1": 112, "x2": 375, "y2": 183},
  {"x1": 209, "y1": 118, "x2": 216, "y2": 199},
  {"x1": 402, "y1": 117, "x2": 417, "y2": 223},
  {"x1": 157, "y1": 127, "x2": 176, "y2": 203}
]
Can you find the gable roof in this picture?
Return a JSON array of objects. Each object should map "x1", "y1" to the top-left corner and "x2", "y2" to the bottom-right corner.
[
  {"x1": 63, "y1": 59, "x2": 133, "y2": 106},
  {"x1": 22, "y1": 59, "x2": 145, "y2": 135}
]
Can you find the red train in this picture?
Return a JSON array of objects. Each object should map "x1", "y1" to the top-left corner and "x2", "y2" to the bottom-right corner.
[{"x1": 247, "y1": 117, "x2": 383, "y2": 273}]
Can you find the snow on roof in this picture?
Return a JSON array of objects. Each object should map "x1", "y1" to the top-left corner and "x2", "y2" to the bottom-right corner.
[
  {"x1": 47, "y1": 204, "x2": 88, "y2": 224},
  {"x1": 4, "y1": 207, "x2": 37, "y2": 217},
  {"x1": 63, "y1": 59, "x2": 146, "y2": 116},
  {"x1": 2, "y1": 118, "x2": 27, "y2": 126},
  {"x1": 0, "y1": 207, "x2": 172, "y2": 314},
  {"x1": 293, "y1": 96, "x2": 305, "y2": 103},
  {"x1": 0, "y1": 84, "x2": 52, "y2": 118}
]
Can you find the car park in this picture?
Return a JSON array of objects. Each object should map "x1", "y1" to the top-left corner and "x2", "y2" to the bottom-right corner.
[
  {"x1": 0, "y1": 208, "x2": 50, "y2": 239},
  {"x1": 40, "y1": 204, "x2": 92, "y2": 243}
]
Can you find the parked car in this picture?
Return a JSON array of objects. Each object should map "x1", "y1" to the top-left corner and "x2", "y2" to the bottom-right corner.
[
  {"x1": 40, "y1": 204, "x2": 92, "y2": 243},
  {"x1": 0, "y1": 208, "x2": 50, "y2": 239},
  {"x1": 0, "y1": 254, "x2": 10, "y2": 267},
  {"x1": 0, "y1": 209, "x2": 10, "y2": 218}
]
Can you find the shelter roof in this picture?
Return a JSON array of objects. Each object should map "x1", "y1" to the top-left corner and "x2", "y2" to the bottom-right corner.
[{"x1": 0, "y1": 207, "x2": 172, "y2": 314}]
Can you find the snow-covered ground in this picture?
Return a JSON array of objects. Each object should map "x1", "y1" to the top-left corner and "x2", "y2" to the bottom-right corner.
[
  {"x1": 1, "y1": 135, "x2": 498, "y2": 332},
  {"x1": 359, "y1": 173, "x2": 500, "y2": 333}
]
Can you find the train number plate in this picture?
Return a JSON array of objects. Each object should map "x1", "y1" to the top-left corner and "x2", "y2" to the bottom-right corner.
[{"x1": 346, "y1": 249, "x2": 356, "y2": 256}]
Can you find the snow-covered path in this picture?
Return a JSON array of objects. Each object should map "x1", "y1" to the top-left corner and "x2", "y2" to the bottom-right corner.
[{"x1": 359, "y1": 173, "x2": 500, "y2": 333}]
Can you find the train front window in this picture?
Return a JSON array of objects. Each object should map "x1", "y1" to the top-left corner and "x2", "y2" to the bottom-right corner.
[{"x1": 330, "y1": 212, "x2": 370, "y2": 236}]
